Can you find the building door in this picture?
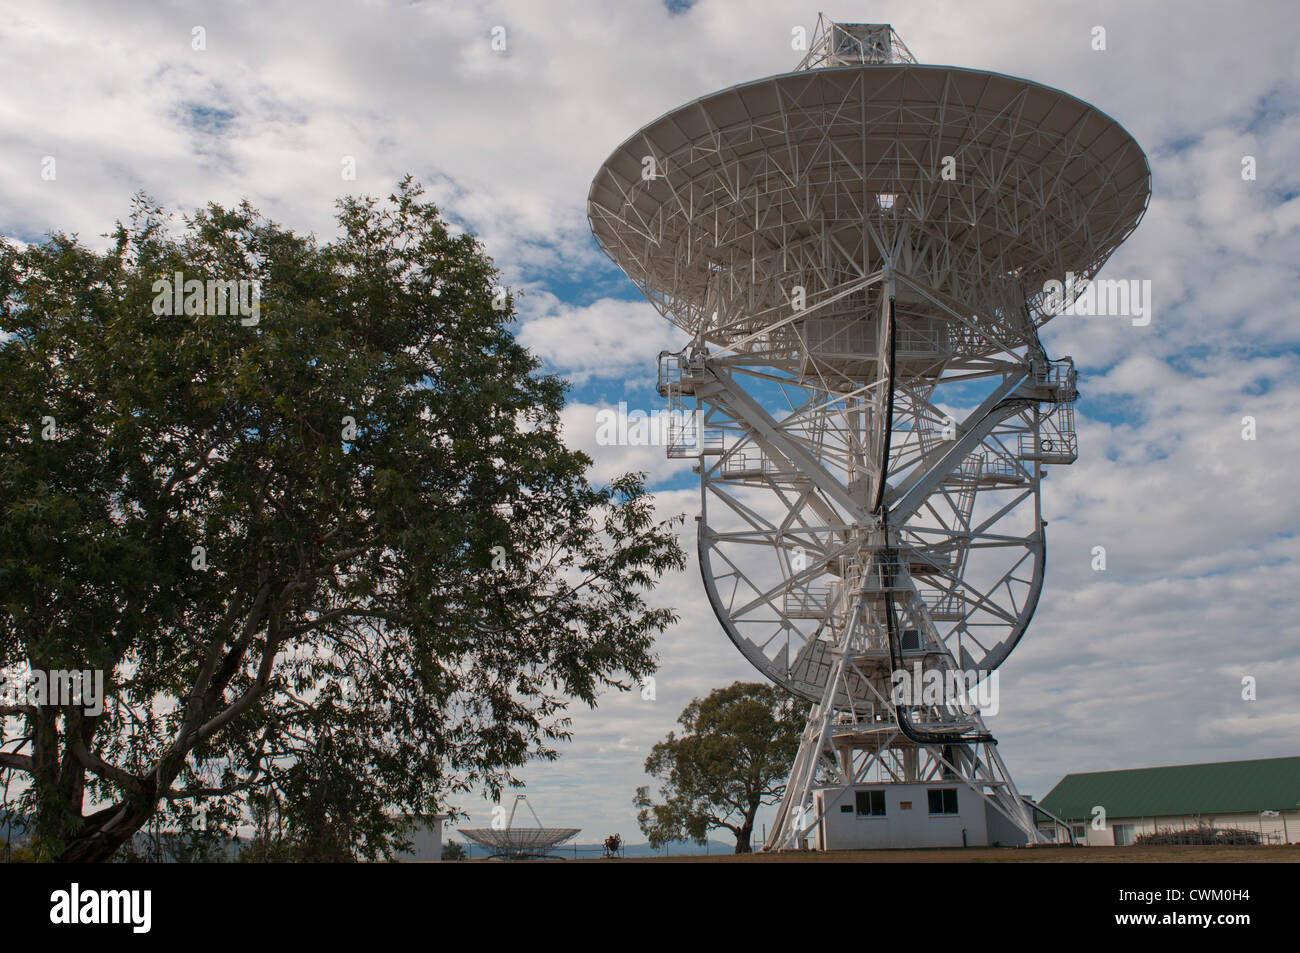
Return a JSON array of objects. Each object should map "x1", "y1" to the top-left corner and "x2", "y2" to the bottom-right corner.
[{"x1": 1113, "y1": 823, "x2": 1135, "y2": 846}]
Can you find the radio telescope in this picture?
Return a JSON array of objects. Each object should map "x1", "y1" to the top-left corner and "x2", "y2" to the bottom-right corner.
[
  {"x1": 588, "y1": 18, "x2": 1148, "y2": 849},
  {"x1": 459, "y1": 795, "x2": 581, "y2": 859}
]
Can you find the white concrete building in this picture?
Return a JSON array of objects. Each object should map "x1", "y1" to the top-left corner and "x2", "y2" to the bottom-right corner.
[
  {"x1": 813, "y1": 782, "x2": 1033, "y2": 849},
  {"x1": 393, "y1": 815, "x2": 446, "y2": 861}
]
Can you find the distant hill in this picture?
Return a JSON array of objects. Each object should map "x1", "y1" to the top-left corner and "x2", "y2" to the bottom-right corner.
[
  {"x1": 447, "y1": 837, "x2": 737, "y2": 859},
  {"x1": 621, "y1": 839, "x2": 736, "y2": 858},
  {"x1": 1, "y1": 816, "x2": 30, "y2": 844}
]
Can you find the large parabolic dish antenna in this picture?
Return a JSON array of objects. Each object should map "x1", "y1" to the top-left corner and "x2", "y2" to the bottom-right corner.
[{"x1": 589, "y1": 19, "x2": 1149, "y2": 849}]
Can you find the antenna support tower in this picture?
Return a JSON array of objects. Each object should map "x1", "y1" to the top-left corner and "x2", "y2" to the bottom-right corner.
[{"x1": 589, "y1": 15, "x2": 1148, "y2": 851}]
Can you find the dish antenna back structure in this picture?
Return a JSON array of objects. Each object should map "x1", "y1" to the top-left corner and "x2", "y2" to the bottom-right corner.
[{"x1": 589, "y1": 17, "x2": 1148, "y2": 848}]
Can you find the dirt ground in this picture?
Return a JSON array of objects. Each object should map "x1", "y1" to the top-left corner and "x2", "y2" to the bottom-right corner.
[{"x1": 580, "y1": 845, "x2": 1300, "y2": 863}]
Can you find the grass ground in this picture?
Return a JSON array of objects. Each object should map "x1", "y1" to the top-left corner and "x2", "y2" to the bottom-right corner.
[{"x1": 567, "y1": 845, "x2": 1300, "y2": 862}]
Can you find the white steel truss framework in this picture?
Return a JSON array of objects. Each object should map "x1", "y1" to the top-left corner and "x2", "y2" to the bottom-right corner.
[{"x1": 590, "y1": 21, "x2": 1149, "y2": 851}]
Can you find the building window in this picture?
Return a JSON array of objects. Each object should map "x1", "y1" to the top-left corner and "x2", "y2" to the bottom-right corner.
[
  {"x1": 1071, "y1": 824, "x2": 1086, "y2": 840},
  {"x1": 1113, "y1": 823, "x2": 1135, "y2": 846},
  {"x1": 928, "y1": 788, "x2": 959, "y2": 815},
  {"x1": 856, "y1": 790, "x2": 886, "y2": 817},
  {"x1": 840, "y1": 804, "x2": 853, "y2": 813}
]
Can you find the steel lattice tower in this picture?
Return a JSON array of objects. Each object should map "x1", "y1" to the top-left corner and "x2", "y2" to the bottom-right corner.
[{"x1": 589, "y1": 18, "x2": 1149, "y2": 849}]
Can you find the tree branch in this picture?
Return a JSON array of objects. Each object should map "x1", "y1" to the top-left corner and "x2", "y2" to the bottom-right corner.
[
  {"x1": 65, "y1": 716, "x2": 142, "y2": 794},
  {"x1": 0, "y1": 752, "x2": 33, "y2": 772}
]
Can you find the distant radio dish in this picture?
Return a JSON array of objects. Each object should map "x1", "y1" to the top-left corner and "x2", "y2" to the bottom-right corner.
[{"x1": 458, "y1": 795, "x2": 581, "y2": 860}]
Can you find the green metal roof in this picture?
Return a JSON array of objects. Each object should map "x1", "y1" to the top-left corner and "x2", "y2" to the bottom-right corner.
[{"x1": 1039, "y1": 756, "x2": 1300, "y2": 821}]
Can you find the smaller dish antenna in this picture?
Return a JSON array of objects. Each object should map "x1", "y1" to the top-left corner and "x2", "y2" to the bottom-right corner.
[{"x1": 459, "y1": 795, "x2": 582, "y2": 859}]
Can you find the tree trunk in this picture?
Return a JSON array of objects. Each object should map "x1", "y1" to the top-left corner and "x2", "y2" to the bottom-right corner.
[
  {"x1": 58, "y1": 800, "x2": 156, "y2": 863},
  {"x1": 51, "y1": 752, "x2": 178, "y2": 861},
  {"x1": 734, "y1": 821, "x2": 753, "y2": 853}
]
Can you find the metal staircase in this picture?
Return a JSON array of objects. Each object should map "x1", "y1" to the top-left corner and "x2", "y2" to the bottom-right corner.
[{"x1": 658, "y1": 348, "x2": 721, "y2": 458}]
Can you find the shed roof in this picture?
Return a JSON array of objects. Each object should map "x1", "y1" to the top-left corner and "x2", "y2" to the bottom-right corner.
[{"x1": 1040, "y1": 756, "x2": 1300, "y2": 820}]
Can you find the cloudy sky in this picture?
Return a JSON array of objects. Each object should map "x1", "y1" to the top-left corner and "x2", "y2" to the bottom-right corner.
[{"x1": 3, "y1": 0, "x2": 1298, "y2": 845}]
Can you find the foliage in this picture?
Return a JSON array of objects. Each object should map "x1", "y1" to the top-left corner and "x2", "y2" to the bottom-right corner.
[
  {"x1": 635, "y1": 681, "x2": 803, "y2": 853},
  {"x1": 0, "y1": 178, "x2": 685, "y2": 861}
]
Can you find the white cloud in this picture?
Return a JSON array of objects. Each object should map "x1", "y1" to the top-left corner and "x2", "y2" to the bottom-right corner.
[
  {"x1": 558, "y1": 400, "x2": 696, "y2": 486},
  {"x1": 516, "y1": 292, "x2": 687, "y2": 384}
]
